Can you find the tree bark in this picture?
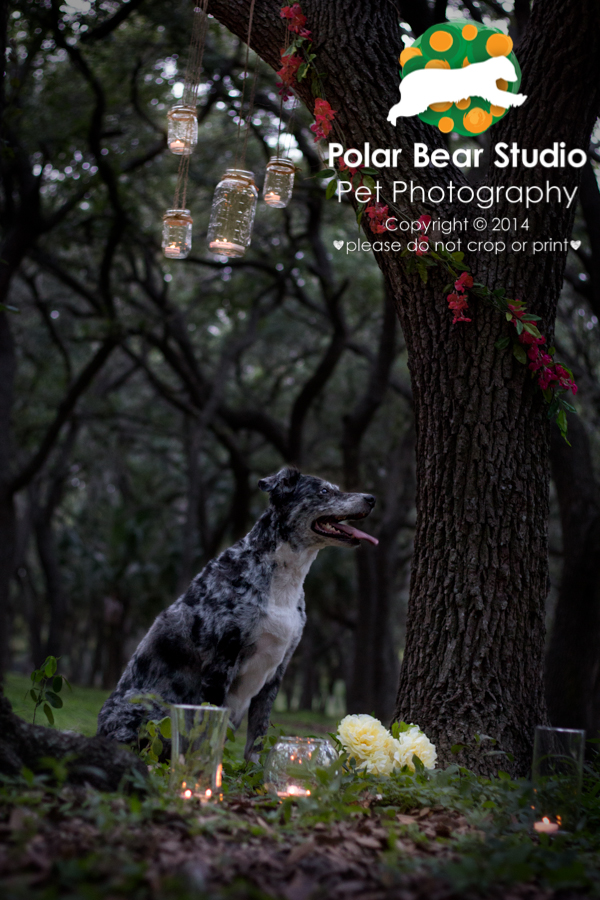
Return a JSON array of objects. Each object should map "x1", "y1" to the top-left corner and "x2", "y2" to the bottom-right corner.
[
  {"x1": 208, "y1": 0, "x2": 600, "y2": 773},
  {"x1": 546, "y1": 415, "x2": 600, "y2": 738}
]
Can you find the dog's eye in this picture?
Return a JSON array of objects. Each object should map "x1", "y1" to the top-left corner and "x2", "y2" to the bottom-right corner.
[{"x1": 320, "y1": 487, "x2": 329, "y2": 495}]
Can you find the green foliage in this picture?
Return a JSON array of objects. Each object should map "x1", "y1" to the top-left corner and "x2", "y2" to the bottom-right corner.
[{"x1": 26, "y1": 656, "x2": 71, "y2": 726}]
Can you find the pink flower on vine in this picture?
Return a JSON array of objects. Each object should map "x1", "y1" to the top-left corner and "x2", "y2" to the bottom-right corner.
[
  {"x1": 280, "y1": 4, "x2": 312, "y2": 39},
  {"x1": 276, "y1": 49, "x2": 302, "y2": 92},
  {"x1": 310, "y1": 98, "x2": 336, "y2": 141},
  {"x1": 338, "y1": 158, "x2": 364, "y2": 178},
  {"x1": 416, "y1": 214, "x2": 431, "y2": 232},
  {"x1": 415, "y1": 235, "x2": 429, "y2": 256},
  {"x1": 455, "y1": 272, "x2": 473, "y2": 291},
  {"x1": 365, "y1": 202, "x2": 389, "y2": 234},
  {"x1": 447, "y1": 292, "x2": 471, "y2": 324}
]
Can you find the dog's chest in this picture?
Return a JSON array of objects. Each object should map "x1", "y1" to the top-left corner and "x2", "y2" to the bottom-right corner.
[{"x1": 226, "y1": 545, "x2": 316, "y2": 719}]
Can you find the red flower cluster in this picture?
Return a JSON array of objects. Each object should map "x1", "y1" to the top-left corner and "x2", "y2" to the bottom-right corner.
[
  {"x1": 338, "y1": 158, "x2": 364, "y2": 177},
  {"x1": 310, "y1": 98, "x2": 336, "y2": 141},
  {"x1": 280, "y1": 4, "x2": 311, "y2": 39},
  {"x1": 447, "y1": 271, "x2": 473, "y2": 324},
  {"x1": 414, "y1": 214, "x2": 431, "y2": 256},
  {"x1": 366, "y1": 202, "x2": 390, "y2": 234},
  {"x1": 276, "y1": 49, "x2": 302, "y2": 99},
  {"x1": 508, "y1": 302, "x2": 577, "y2": 394}
]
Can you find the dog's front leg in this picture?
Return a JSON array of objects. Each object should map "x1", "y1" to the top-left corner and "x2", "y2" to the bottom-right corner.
[{"x1": 243, "y1": 664, "x2": 286, "y2": 762}]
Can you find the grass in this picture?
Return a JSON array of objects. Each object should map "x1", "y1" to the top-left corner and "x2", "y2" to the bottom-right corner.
[{"x1": 4, "y1": 672, "x2": 339, "y2": 745}]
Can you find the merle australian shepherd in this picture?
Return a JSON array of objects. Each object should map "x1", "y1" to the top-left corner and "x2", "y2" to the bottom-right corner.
[{"x1": 97, "y1": 467, "x2": 377, "y2": 760}]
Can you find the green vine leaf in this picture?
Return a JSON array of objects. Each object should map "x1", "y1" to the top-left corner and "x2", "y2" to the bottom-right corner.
[
  {"x1": 325, "y1": 179, "x2": 338, "y2": 200},
  {"x1": 512, "y1": 343, "x2": 527, "y2": 365},
  {"x1": 495, "y1": 336, "x2": 510, "y2": 350}
]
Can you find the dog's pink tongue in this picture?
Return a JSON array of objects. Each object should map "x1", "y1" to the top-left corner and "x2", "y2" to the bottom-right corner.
[{"x1": 336, "y1": 522, "x2": 379, "y2": 546}]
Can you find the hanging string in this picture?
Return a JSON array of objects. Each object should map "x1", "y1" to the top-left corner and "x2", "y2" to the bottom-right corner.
[
  {"x1": 234, "y1": 0, "x2": 258, "y2": 169},
  {"x1": 275, "y1": 21, "x2": 291, "y2": 159},
  {"x1": 172, "y1": 0, "x2": 210, "y2": 210},
  {"x1": 182, "y1": 0, "x2": 210, "y2": 108}
]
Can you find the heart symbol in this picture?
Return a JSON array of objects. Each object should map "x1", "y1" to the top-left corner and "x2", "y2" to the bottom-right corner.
[
  {"x1": 333, "y1": 240, "x2": 344, "y2": 250},
  {"x1": 570, "y1": 240, "x2": 581, "y2": 250}
]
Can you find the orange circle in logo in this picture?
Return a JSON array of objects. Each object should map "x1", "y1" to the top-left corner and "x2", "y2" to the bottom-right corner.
[
  {"x1": 429, "y1": 30, "x2": 453, "y2": 52},
  {"x1": 462, "y1": 24, "x2": 478, "y2": 41},
  {"x1": 425, "y1": 59, "x2": 451, "y2": 69},
  {"x1": 438, "y1": 116, "x2": 455, "y2": 133},
  {"x1": 486, "y1": 33, "x2": 513, "y2": 57},
  {"x1": 463, "y1": 107, "x2": 493, "y2": 133},
  {"x1": 429, "y1": 101, "x2": 452, "y2": 112},
  {"x1": 455, "y1": 98, "x2": 470, "y2": 110},
  {"x1": 399, "y1": 46, "x2": 422, "y2": 67}
]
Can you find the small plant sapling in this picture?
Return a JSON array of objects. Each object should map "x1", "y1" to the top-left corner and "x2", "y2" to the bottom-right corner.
[{"x1": 26, "y1": 656, "x2": 71, "y2": 726}]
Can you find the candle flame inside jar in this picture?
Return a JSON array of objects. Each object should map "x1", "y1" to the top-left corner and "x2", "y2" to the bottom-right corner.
[
  {"x1": 533, "y1": 817, "x2": 560, "y2": 834},
  {"x1": 277, "y1": 784, "x2": 311, "y2": 798},
  {"x1": 170, "y1": 140, "x2": 186, "y2": 152}
]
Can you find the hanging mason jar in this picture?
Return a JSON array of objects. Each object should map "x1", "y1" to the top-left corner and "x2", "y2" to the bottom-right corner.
[
  {"x1": 167, "y1": 105, "x2": 198, "y2": 155},
  {"x1": 207, "y1": 169, "x2": 258, "y2": 258},
  {"x1": 263, "y1": 157, "x2": 295, "y2": 208},
  {"x1": 162, "y1": 209, "x2": 193, "y2": 259}
]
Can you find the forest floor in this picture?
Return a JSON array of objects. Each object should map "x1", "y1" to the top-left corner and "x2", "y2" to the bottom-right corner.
[{"x1": 1, "y1": 678, "x2": 600, "y2": 900}]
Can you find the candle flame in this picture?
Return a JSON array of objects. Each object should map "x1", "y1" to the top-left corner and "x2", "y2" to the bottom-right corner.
[
  {"x1": 205, "y1": 789, "x2": 212, "y2": 798},
  {"x1": 183, "y1": 789, "x2": 193, "y2": 798}
]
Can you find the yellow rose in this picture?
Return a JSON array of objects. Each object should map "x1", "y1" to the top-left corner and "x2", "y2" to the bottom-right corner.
[
  {"x1": 392, "y1": 725, "x2": 437, "y2": 771},
  {"x1": 337, "y1": 714, "x2": 398, "y2": 776}
]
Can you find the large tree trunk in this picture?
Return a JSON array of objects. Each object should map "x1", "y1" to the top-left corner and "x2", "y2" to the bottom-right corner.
[
  {"x1": 0, "y1": 690, "x2": 146, "y2": 791},
  {"x1": 546, "y1": 415, "x2": 600, "y2": 738},
  {"x1": 210, "y1": 0, "x2": 600, "y2": 774}
]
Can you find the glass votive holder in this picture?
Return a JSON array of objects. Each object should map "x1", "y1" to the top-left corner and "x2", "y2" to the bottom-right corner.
[
  {"x1": 532, "y1": 725, "x2": 585, "y2": 833},
  {"x1": 264, "y1": 736, "x2": 339, "y2": 798},
  {"x1": 263, "y1": 157, "x2": 295, "y2": 208},
  {"x1": 162, "y1": 209, "x2": 193, "y2": 259},
  {"x1": 167, "y1": 105, "x2": 198, "y2": 155},
  {"x1": 207, "y1": 168, "x2": 258, "y2": 258},
  {"x1": 170, "y1": 704, "x2": 229, "y2": 802}
]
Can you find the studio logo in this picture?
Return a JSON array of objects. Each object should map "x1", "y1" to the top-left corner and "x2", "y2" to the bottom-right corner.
[{"x1": 388, "y1": 22, "x2": 526, "y2": 136}]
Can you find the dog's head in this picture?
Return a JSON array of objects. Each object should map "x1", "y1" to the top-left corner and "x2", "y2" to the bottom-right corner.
[
  {"x1": 492, "y1": 55, "x2": 518, "y2": 82},
  {"x1": 259, "y1": 467, "x2": 378, "y2": 549}
]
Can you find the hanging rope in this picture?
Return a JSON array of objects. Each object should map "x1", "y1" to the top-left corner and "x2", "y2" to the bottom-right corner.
[
  {"x1": 234, "y1": 0, "x2": 258, "y2": 169},
  {"x1": 172, "y1": 0, "x2": 210, "y2": 210}
]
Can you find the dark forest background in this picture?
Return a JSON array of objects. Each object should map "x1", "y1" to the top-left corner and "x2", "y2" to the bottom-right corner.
[{"x1": 2, "y1": 0, "x2": 600, "y2": 733}]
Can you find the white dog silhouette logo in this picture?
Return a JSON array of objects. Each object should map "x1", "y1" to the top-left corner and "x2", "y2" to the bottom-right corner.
[
  {"x1": 388, "y1": 22, "x2": 526, "y2": 136},
  {"x1": 388, "y1": 56, "x2": 526, "y2": 124}
]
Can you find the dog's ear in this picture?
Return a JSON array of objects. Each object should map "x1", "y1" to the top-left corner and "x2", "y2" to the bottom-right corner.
[{"x1": 258, "y1": 467, "x2": 301, "y2": 506}]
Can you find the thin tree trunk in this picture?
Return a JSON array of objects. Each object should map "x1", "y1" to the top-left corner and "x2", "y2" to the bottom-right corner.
[{"x1": 546, "y1": 415, "x2": 600, "y2": 737}]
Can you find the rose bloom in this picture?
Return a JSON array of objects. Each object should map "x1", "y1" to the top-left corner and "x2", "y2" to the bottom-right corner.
[
  {"x1": 337, "y1": 714, "x2": 398, "y2": 775},
  {"x1": 392, "y1": 725, "x2": 438, "y2": 771}
]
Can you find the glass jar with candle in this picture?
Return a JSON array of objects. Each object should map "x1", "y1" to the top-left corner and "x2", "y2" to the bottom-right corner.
[
  {"x1": 167, "y1": 105, "x2": 198, "y2": 155},
  {"x1": 207, "y1": 169, "x2": 258, "y2": 258},
  {"x1": 532, "y1": 725, "x2": 585, "y2": 833},
  {"x1": 263, "y1": 157, "x2": 295, "y2": 208},
  {"x1": 264, "y1": 737, "x2": 339, "y2": 798},
  {"x1": 170, "y1": 704, "x2": 229, "y2": 802},
  {"x1": 162, "y1": 209, "x2": 193, "y2": 259}
]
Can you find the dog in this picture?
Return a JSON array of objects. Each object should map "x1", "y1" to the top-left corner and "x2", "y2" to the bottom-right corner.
[
  {"x1": 388, "y1": 55, "x2": 526, "y2": 124},
  {"x1": 97, "y1": 467, "x2": 378, "y2": 760}
]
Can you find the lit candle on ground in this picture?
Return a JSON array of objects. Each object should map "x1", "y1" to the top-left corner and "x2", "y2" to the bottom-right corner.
[
  {"x1": 276, "y1": 785, "x2": 311, "y2": 798},
  {"x1": 170, "y1": 139, "x2": 186, "y2": 153},
  {"x1": 533, "y1": 817, "x2": 560, "y2": 834},
  {"x1": 264, "y1": 192, "x2": 281, "y2": 206}
]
